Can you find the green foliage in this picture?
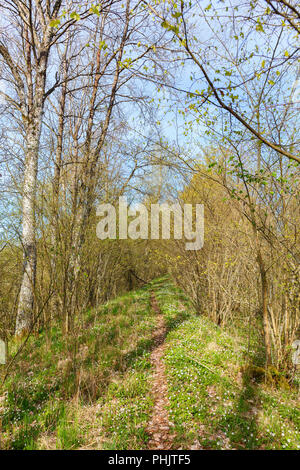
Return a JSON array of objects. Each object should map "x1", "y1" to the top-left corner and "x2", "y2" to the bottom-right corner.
[
  {"x1": 0, "y1": 285, "x2": 156, "y2": 449},
  {"x1": 100, "y1": 366, "x2": 153, "y2": 449},
  {"x1": 56, "y1": 409, "x2": 82, "y2": 449},
  {"x1": 162, "y1": 303, "x2": 300, "y2": 450},
  {"x1": 1, "y1": 278, "x2": 299, "y2": 449}
]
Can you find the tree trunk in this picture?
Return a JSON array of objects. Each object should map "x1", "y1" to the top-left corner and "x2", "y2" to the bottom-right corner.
[
  {"x1": 50, "y1": 46, "x2": 68, "y2": 321},
  {"x1": 16, "y1": 38, "x2": 50, "y2": 336},
  {"x1": 15, "y1": 125, "x2": 40, "y2": 336},
  {"x1": 257, "y1": 249, "x2": 272, "y2": 365}
]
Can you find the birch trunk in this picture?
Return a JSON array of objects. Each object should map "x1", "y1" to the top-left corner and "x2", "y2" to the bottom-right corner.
[
  {"x1": 16, "y1": 38, "x2": 51, "y2": 336},
  {"x1": 15, "y1": 125, "x2": 40, "y2": 336}
]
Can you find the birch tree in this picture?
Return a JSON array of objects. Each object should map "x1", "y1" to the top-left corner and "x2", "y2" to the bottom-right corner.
[{"x1": 0, "y1": 1, "x2": 105, "y2": 336}]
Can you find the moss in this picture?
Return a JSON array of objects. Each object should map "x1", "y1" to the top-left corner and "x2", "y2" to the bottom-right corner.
[{"x1": 241, "y1": 365, "x2": 291, "y2": 390}]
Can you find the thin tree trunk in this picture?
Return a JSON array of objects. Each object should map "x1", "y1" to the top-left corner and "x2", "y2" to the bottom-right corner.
[
  {"x1": 15, "y1": 126, "x2": 39, "y2": 336},
  {"x1": 64, "y1": 5, "x2": 130, "y2": 325},
  {"x1": 257, "y1": 248, "x2": 272, "y2": 365},
  {"x1": 50, "y1": 44, "x2": 69, "y2": 320},
  {"x1": 16, "y1": 36, "x2": 51, "y2": 336}
]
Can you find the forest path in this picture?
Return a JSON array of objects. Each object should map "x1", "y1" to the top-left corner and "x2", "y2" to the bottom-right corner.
[{"x1": 146, "y1": 292, "x2": 175, "y2": 450}]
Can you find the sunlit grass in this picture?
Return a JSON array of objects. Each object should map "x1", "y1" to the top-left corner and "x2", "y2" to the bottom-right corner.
[{"x1": 163, "y1": 311, "x2": 300, "y2": 450}]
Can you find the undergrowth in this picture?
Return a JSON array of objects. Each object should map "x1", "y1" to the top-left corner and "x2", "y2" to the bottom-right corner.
[{"x1": 1, "y1": 276, "x2": 299, "y2": 450}]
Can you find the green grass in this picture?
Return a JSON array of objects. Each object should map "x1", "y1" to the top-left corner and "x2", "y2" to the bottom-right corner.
[
  {"x1": 1, "y1": 276, "x2": 299, "y2": 450},
  {"x1": 98, "y1": 358, "x2": 153, "y2": 449},
  {"x1": 0, "y1": 284, "x2": 156, "y2": 449},
  {"x1": 160, "y1": 303, "x2": 300, "y2": 450}
]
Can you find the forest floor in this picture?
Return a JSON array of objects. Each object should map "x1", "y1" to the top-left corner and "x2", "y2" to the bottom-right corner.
[{"x1": 0, "y1": 277, "x2": 300, "y2": 450}]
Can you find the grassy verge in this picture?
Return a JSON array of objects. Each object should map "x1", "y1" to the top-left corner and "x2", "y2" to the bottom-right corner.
[
  {"x1": 0, "y1": 285, "x2": 156, "y2": 449},
  {"x1": 159, "y1": 296, "x2": 300, "y2": 450},
  {"x1": 1, "y1": 277, "x2": 299, "y2": 450}
]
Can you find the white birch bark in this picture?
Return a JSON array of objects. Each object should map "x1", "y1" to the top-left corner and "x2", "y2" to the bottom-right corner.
[
  {"x1": 16, "y1": 45, "x2": 50, "y2": 336},
  {"x1": 15, "y1": 125, "x2": 40, "y2": 335},
  {"x1": 15, "y1": 5, "x2": 54, "y2": 335}
]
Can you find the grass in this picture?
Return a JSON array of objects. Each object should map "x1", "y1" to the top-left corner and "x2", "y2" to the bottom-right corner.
[
  {"x1": 0, "y1": 284, "x2": 156, "y2": 449},
  {"x1": 1, "y1": 276, "x2": 299, "y2": 450},
  {"x1": 158, "y1": 293, "x2": 300, "y2": 450}
]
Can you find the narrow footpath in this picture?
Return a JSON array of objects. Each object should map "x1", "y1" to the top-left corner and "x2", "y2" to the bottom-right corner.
[{"x1": 146, "y1": 292, "x2": 175, "y2": 450}]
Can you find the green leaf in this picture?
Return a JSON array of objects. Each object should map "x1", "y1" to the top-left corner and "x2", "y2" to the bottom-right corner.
[
  {"x1": 90, "y1": 5, "x2": 101, "y2": 16},
  {"x1": 50, "y1": 19, "x2": 61, "y2": 28},
  {"x1": 70, "y1": 11, "x2": 81, "y2": 21},
  {"x1": 99, "y1": 40, "x2": 107, "y2": 50}
]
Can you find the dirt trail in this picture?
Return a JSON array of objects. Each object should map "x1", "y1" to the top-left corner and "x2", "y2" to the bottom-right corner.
[{"x1": 146, "y1": 292, "x2": 175, "y2": 450}]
